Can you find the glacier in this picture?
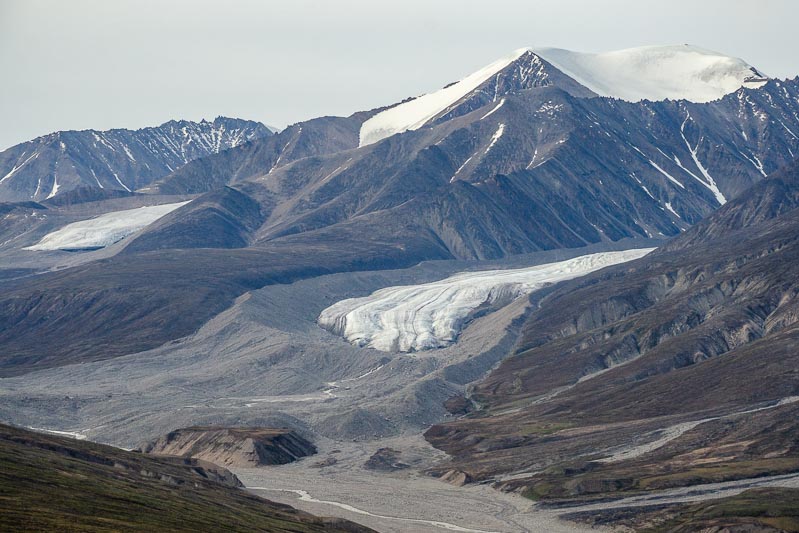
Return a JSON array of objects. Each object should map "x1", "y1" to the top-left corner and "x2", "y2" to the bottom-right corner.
[
  {"x1": 25, "y1": 201, "x2": 189, "y2": 251},
  {"x1": 318, "y1": 248, "x2": 655, "y2": 352}
]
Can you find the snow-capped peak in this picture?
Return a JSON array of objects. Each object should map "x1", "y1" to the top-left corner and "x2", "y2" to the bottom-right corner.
[
  {"x1": 358, "y1": 45, "x2": 767, "y2": 147},
  {"x1": 359, "y1": 48, "x2": 530, "y2": 147},
  {"x1": 532, "y1": 44, "x2": 767, "y2": 104}
]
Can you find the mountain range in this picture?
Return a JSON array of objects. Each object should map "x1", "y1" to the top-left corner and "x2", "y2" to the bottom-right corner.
[
  {"x1": 2, "y1": 45, "x2": 798, "y2": 375},
  {"x1": 2, "y1": 44, "x2": 799, "y2": 532}
]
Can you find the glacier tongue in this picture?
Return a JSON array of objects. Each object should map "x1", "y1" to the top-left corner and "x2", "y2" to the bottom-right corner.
[
  {"x1": 25, "y1": 201, "x2": 190, "y2": 251},
  {"x1": 318, "y1": 248, "x2": 655, "y2": 352}
]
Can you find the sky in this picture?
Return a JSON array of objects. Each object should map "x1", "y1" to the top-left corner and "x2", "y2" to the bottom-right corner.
[{"x1": 1, "y1": 0, "x2": 798, "y2": 150}]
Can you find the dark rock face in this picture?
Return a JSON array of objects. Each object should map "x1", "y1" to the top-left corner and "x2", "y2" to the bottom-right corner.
[
  {"x1": 0, "y1": 117, "x2": 271, "y2": 202},
  {"x1": 149, "y1": 79, "x2": 799, "y2": 266},
  {"x1": 247, "y1": 78, "x2": 799, "y2": 259},
  {"x1": 138, "y1": 427, "x2": 317, "y2": 468},
  {"x1": 661, "y1": 158, "x2": 799, "y2": 252},
  {"x1": 41, "y1": 186, "x2": 138, "y2": 207},
  {"x1": 424, "y1": 159, "x2": 799, "y2": 498},
  {"x1": 140, "y1": 74, "x2": 799, "y2": 262},
  {"x1": 0, "y1": 200, "x2": 46, "y2": 217}
]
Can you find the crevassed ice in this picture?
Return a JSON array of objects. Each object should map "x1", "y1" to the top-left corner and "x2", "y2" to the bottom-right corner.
[{"x1": 318, "y1": 248, "x2": 655, "y2": 352}]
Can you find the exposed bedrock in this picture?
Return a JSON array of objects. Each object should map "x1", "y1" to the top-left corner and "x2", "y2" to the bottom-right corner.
[{"x1": 138, "y1": 427, "x2": 317, "y2": 468}]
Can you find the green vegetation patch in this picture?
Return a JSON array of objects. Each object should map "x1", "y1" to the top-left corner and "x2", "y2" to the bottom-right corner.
[{"x1": 0, "y1": 424, "x2": 371, "y2": 533}]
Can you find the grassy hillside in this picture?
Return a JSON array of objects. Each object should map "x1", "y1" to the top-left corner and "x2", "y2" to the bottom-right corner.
[{"x1": 0, "y1": 424, "x2": 371, "y2": 532}]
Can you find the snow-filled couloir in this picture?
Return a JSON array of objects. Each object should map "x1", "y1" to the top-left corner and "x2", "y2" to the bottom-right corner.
[
  {"x1": 318, "y1": 248, "x2": 655, "y2": 352},
  {"x1": 25, "y1": 201, "x2": 189, "y2": 251},
  {"x1": 359, "y1": 45, "x2": 767, "y2": 147}
]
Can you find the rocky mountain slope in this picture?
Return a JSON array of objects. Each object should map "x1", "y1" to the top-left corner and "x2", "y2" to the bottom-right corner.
[
  {"x1": 149, "y1": 111, "x2": 375, "y2": 195},
  {"x1": 0, "y1": 117, "x2": 270, "y2": 202},
  {"x1": 0, "y1": 424, "x2": 372, "y2": 532},
  {"x1": 424, "y1": 158, "x2": 799, "y2": 502},
  {"x1": 134, "y1": 50, "x2": 799, "y2": 260},
  {"x1": 139, "y1": 427, "x2": 317, "y2": 467}
]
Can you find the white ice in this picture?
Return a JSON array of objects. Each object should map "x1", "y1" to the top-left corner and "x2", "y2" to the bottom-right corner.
[
  {"x1": 534, "y1": 44, "x2": 767, "y2": 103},
  {"x1": 25, "y1": 201, "x2": 189, "y2": 251},
  {"x1": 319, "y1": 249, "x2": 655, "y2": 352}
]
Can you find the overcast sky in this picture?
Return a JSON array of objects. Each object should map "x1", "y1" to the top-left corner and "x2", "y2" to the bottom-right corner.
[{"x1": 1, "y1": 0, "x2": 797, "y2": 150}]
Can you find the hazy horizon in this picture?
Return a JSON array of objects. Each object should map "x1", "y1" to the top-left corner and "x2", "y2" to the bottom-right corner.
[{"x1": 1, "y1": 0, "x2": 797, "y2": 150}]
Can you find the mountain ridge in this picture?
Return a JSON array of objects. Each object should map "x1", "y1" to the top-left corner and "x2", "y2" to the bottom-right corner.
[
  {"x1": 360, "y1": 44, "x2": 769, "y2": 147},
  {"x1": 0, "y1": 116, "x2": 271, "y2": 202}
]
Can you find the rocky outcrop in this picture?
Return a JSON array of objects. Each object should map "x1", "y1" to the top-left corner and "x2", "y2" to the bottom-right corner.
[
  {"x1": 138, "y1": 427, "x2": 316, "y2": 468},
  {"x1": 363, "y1": 448, "x2": 409, "y2": 472},
  {"x1": 439, "y1": 469, "x2": 473, "y2": 486}
]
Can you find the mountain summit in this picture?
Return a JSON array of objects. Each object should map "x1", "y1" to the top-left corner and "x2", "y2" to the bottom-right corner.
[{"x1": 360, "y1": 45, "x2": 768, "y2": 146}]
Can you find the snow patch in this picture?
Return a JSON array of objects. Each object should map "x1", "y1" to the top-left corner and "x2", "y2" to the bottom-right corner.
[
  {"x1": 1, "y1": 151, "x2": 41, "y2": 184},
  {"x1": 25, "y1": 201, "x2": 189, "y2": 251},
  {"x1": 648, "y1": 160, "x2": 685, "y2": 189},
  {"x1": 664, "y1": 202, "x2": 681, "y2": 219},
  {"x1": 46, "y1": 175, "x2": 60, "y2": 199},
  {"x1": 480, "y1": 98, "x2": 505, "y2": 120},
  {"x1": 739, "y1": 151, "x2": 768, "y2": 177},
  {"x1": 679, "y1": 114, "x2": 726, "y2": 204},
  {"x1": 483, "y1": 123, "x2": 505, "y2": 155}
]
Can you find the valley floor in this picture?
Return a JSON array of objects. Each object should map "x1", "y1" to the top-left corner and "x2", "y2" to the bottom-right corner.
[
  {"x1": 238, "y1": 435, "x2": 799, "y2": 533},
  {"x1": 235, "y1": 434, "x2": 799, "y2": 533},
  {"x1": 11, "y1": 238, "x2": 779, "y2": 533},
  {"x1": 237, "y1": 435, "x2": 597, "y2": 533}
]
